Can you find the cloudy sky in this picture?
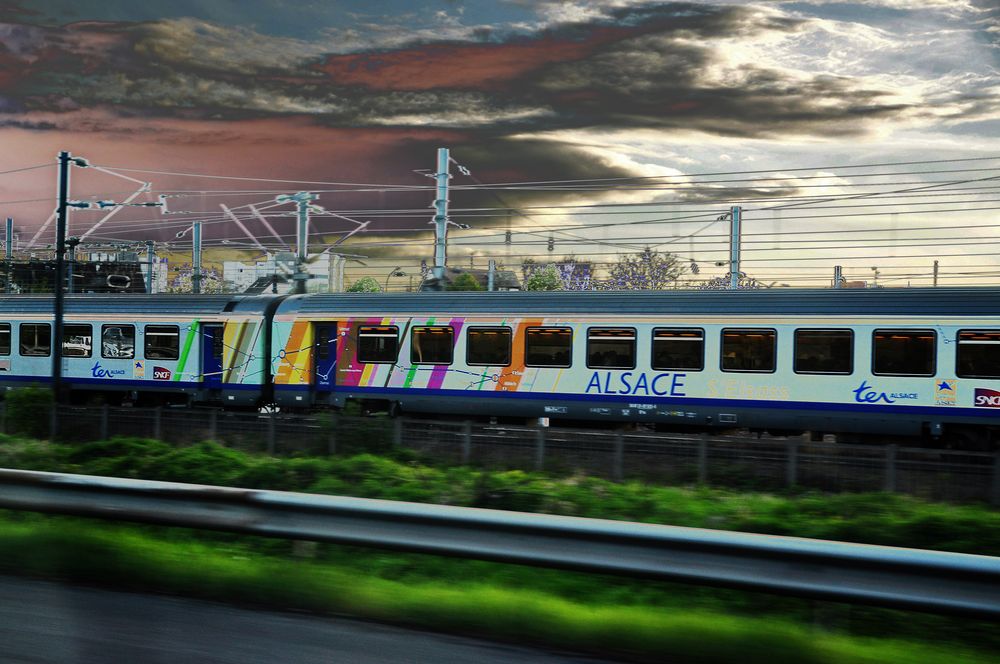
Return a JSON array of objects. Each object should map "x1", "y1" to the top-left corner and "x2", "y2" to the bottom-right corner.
[{"x1": 0, "y1": 0, "x2": 998, "y2": 285}]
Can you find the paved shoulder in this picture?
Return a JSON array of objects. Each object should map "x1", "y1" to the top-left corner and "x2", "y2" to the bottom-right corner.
[{"x1": 0, "y1": 576, "x2": 612, "y2": 664}]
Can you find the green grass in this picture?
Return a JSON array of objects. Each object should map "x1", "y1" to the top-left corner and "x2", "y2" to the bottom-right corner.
[
  {"x1": 1, "y1": 435, "x2": 997, "y2": 555},
  {"x1": 1, "y1": 434, "x2": 998, "y2": 657},
  {"x1": 0, "y1": 518, "x2": 992, "y2": 664}
]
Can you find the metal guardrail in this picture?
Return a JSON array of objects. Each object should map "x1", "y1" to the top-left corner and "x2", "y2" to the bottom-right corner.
[{"x1": 0, "y1": 468, "x2": 997, "y2": 618}]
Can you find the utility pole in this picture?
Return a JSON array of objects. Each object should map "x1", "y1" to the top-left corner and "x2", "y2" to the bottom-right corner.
[
  {"x1": 488, "y1": 259, "x2": 496, "y2": 292},
  {"x1": 933, "y1": 260, "x2": 939, "y2": 287},
  {"x1": 53, "y1": 151, "x2": 89, "y2": 402},
  {"x1": 192, "y1": 221, "x2": 202, "y2": 294},
  {"x1": 145, "y1": 240, "x2": 155, "y2": 293},
  {"x1": 728, "y1": 206, "x2": 742, "y2": 290},
  {"x1": 66, "y1": 237, "x2": 80, "y2": 294},
  {"x1": 432, "y1": 147, "x2": 450, "y2": 282},
  {"x1": 276, "y1": 191, "x2": 317, "y2": 294},
  {"x1": 833, "y1": 265, "x2": 843, "y2": 289},
  {"x1": 5, "y1": 217, "x2": 12, "y2": 294}
]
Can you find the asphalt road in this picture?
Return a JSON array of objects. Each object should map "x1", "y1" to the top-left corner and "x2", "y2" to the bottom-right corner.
[{"x1": 0, "y1": 576, "x2": 613, "y2": 663}]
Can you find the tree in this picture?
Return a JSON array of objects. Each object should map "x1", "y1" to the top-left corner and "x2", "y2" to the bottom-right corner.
[
  {"x1": 347, "y1": 276, "x2": 382, "y2": 292},
  {"x1": 699, "y1": 272, "x2": 767, "y2": 290},
  {"x1": 521, "y1": 256, "x2": 592, "y2": 290},
  {"x1": 446, "y1": 272, "x2": 484, "y2": 291},
  {"x1": 599, "y1": 248, "x2": 685, "y2": 290},
  {"x1": 525, "y1": 264, "x2": 563, "y2": 291},
  {"x1": 166, "y1": 271, "x2": 228, "y2": 293}
]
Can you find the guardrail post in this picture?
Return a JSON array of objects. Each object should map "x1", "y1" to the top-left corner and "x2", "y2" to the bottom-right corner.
[
  {"x1": 208, "y1": 409, "x2": 217, "y2": 441},
  {"x1": 534, "y1": 426, "x2": 546, "y2": 471},
  {"x1": 266, "y1": 411, "x2": 276, "y2": 455},
  {"x1": 461, "y1": 421, "x2": 472, "y2": 464},
  {"x1": 991, "y1": 452, "x2": 1000, "y2": 507},
  {"x1": 392, "y1": 418, "x2": 403, "y2": 448},
  {"x1": 612, "y1": 432, "x2": 624, "y2": 482},
  {"x1": 327, "y1": 414, "x2": 338, "y2": 455},
  {"x1": 152, "y1": 407, "x2": 162, "y2": 440},
  {"x1": 786, "y1": 440, "x2": 798, "y2": 488},
  {"x1": 99, "y1": 404, "x2": 109, "y2": 440},
  {"x1": 697, "y1": 434, "x2": 708, "y2": 485},
  {"x1": 884, "y1": 444, "x2": 898, "y2": 493}
]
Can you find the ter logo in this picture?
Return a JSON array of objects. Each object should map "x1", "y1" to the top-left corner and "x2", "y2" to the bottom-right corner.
[
  {"x1": 153, "y1": 366, "x2": 172, "y2": 381},
  {"x1": 974, "y1": 388, "x2": 1000, "y2": 408}
]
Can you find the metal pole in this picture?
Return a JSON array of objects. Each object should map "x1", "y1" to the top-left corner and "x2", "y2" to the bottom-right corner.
[
  {"x1": 145, "y1": 240, "x2": 154, "y2": 293},
  {"x1": 53, "y1": 151, "x2": 70, "y2": 402},
  {"x1": 933, "y1": 260, "x2": 939, "y2": 287},
  {"x1": 833, "y1": 265, "x2": 842, "y2": 289},
  {"x1": 728, "y1": 205, "x2": 741, "y2": 290},
  {"x1": 487, "y1": 259, "x2": 496, "y2": 292},
  {"x1": 5, "y1": 216, "x2": 11, "y2": 294},
  {"x1": 432, "y1": 147, "x2": 450, "y2": 281},
  {"x1": 192, "y1": 221, "x2": 202, "y2": 294}
]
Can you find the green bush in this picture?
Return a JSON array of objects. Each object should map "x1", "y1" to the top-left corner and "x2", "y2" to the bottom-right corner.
[{"x1": 3, "y1": 388, "x2": 52, "y2": 439}]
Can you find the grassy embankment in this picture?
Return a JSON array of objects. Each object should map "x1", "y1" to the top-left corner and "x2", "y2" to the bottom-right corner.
[{"x1": 1, "y1": 434, "x2": 998, "y2": 663}]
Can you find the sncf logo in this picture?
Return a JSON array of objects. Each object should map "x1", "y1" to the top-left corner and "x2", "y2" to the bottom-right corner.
[
  {"x1": 974, "y1": 388, "x2": 1000, "y2": 408},
  {"x1": 153, "y1": 366, "x2": 172, "y2": 380}
]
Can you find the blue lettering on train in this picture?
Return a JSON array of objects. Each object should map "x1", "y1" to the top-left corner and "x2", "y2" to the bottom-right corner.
[
  {"x1": 585, "y1": 371, "x2": 686, "y2": 397},
  {"x1": 91, "y1": 362, "x2": 126, "y2": 379}
]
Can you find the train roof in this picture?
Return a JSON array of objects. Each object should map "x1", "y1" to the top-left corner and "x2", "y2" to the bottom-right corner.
[
  {"x1": 0, "y1": 294, "x2": 280, "y2": 316},
  {"x1": 280, "y1": 288, "x2": 1000, "y2": 317}
]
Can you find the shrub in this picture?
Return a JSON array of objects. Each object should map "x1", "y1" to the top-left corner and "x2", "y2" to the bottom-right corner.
[{"x1": 3, "y1": 388, "x2": 52, "y2": 439}]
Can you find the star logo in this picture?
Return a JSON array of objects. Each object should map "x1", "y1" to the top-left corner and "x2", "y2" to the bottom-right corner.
[{"x1": 937, "y1": 380, "x2": 955, "y2": 392}]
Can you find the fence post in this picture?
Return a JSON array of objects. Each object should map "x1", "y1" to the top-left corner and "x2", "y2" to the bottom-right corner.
[
  {"x1": 152, "y1": 407, "x2": 162, "y2": 440},
  {"x1": 208, "y1": 409, "x2": 217, "y2": 442},
  {"x1": 884, "y1": 444, "x2": 898, "y2": 493},
  {"x1": 267, "y1": 411, "x2": 276, "y2": 455},
  {"x1": 697, "y1": 434, "x2": 708, "y2": 485},
  {"x1": 991, "y1": 452, "x2": 1000, "y2": 507},
  {"x1": 99, "y1": 404, "x2": 109, "y2": 440},
  {"x1": 392, "y1": 418, "x2": 403, "y2": 448},
  {"x1": 327, "y1": 414, "x2": 338, "y2": 455},
  {"x1": 786, "y1": 439, "x2": 798, "y2": 488},
  {"x1": 534, "y1": 426, "x2": 546, "y2": 471},
  {"x1": 612, "y1": 432, "x2": 624, "y2": 482},
  {"x1": 461, "y1": 420, "x2": 472, "y2": 464}
]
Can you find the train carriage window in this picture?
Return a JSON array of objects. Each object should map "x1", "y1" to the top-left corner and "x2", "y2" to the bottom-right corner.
[
  {"x1": 587, "y1": 328, "x2": 636, "y2": 369},
  {"x1": 102, "y1": 325, "x2": 135, "y2": 359},
  {"x1": 411, "y1": 326, "x2": 454, "y2": 365},
  {"x1": 525, "y1": 327, "x2": 572, "y2": 368},
  {"x1": 872, "y1": 330, "x2": 935, "y2": 376},
  {"x1": 794, "y1": 329, "x2": 853, "y2": 375},
  {"x1": 467, "y1": 327, "x2": 512, "y2": 366},
  {"x1": 62, "y1": 324, "x2": 93, "y2": 358},
  {"x1": 358, "y1": 326, "x2": 398, "y2": 364},
  {"x1": 652, "y1": 328, "x2": 704, "y2": 371},
  {"x1": 145, "y1": 325, "x2": 180, "y2": 360},
  {"x1": 956, "y1": 330, "x2": 1000, "y2": 378},
  {"x1": 0, "y1": 323, "x2": 9, "y2": 356},
  {"x1": 721, "y1": 329, "x2": 777, "y2": 373},
  {"x1": 19, "y1": 323, "x2": 50, "y2": 357}
]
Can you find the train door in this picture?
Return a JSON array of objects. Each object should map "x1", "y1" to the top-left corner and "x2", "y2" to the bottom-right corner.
[
  {"x1": 201, "y1": 323, "x2": 225, "y2": 390},
  {"x1": 313, "y1": 322, "x2": 337, "y2": 394}
]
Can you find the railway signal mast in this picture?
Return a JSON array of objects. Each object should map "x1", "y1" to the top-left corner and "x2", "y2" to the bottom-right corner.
[{"x1": 275, "y1": 191, "x2": 318, "y2": 295}]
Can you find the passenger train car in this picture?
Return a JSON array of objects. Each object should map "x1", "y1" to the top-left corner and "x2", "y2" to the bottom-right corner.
[{"x1": 0, "y1": 289, "x2": 997, "y2": 447}]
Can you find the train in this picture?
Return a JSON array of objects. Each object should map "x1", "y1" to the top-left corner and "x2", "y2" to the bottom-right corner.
[{"x1": 0, "y1": 288, "x2": 997, "y2": 448}]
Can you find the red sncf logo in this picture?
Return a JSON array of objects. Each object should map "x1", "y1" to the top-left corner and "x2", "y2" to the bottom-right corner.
[
  {"x1": 153, "y1": 367, "x2": 172, "y2": 380},
  {"x1": 974, "y1": 388, "x2": 1000, "y2": 408}
]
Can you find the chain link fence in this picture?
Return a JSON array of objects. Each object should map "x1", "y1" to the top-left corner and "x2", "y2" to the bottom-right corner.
[{"x1": 3, "y1": 402, "x2": 997, "y2": 505}]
